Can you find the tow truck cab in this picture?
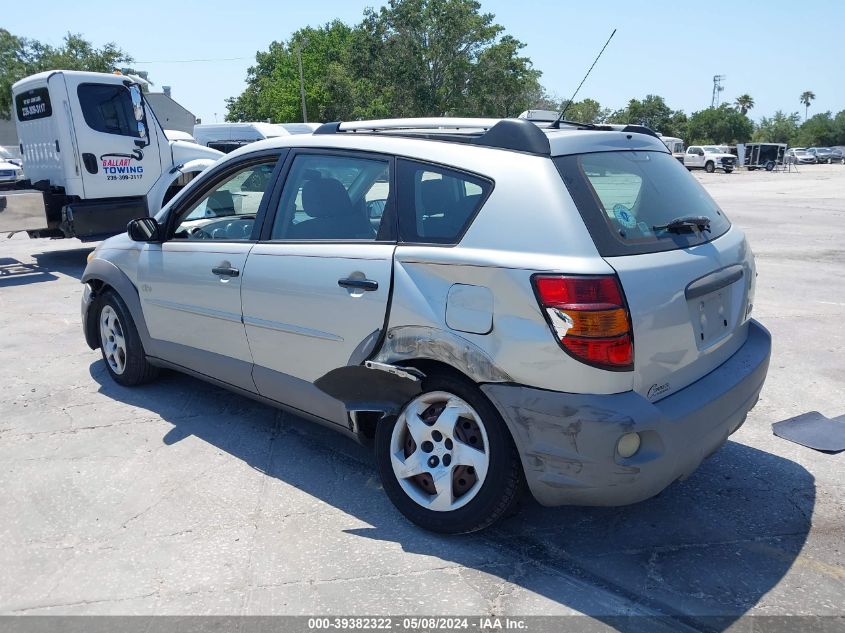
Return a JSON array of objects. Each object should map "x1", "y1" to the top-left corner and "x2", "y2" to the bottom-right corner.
[{"x1": 4, "y1": 70, "x2": 221, "y2": 240}]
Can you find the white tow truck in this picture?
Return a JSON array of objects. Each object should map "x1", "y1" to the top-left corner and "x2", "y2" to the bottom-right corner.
[{"x1": 1, "y1": 70, "x2": 222, "y2": 240}]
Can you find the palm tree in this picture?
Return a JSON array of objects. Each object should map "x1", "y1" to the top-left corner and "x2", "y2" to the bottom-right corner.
[
  {"x1": 734, "y1": 94, "x2": 754, "y2": 115},
  {"x1": 800, "y1": 91, "x2": 816, "y2": 120}
]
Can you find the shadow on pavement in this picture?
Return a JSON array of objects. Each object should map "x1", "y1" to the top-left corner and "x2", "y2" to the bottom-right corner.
[
  {"x1": 0, "y1": 248, "x2": 91, "y2": 287},
  {"x1": 32, "y1": 247, "x2": 93, "y2": 281},
  {"x1": 0, "y1": 257, "x2": 59, "y2": 287},
  {"x1": 90, "y1": 362, "x2": 815, "y2": 631}
]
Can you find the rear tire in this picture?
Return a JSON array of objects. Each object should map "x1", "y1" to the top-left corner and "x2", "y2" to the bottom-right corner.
[
  {"x1": 704, "y1": 161, "x2": 715, "y2": 173},
  {"x1": 765, "y1": 161, "x2": 775, "y2": 171},
  {"x1": 95, "y1": 290, "x2": 159, "y2": 387},
  {"x1": 374, "y1": 373, "x2": 524, "y2": 534}
]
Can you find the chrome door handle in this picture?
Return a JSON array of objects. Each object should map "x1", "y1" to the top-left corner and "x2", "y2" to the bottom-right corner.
[
  {"x1": 212, "y1": 266, "x2": 239, "y2": 277},
  {"x1": 338, "y1": 277, "x2": 378, "y2": 291}
]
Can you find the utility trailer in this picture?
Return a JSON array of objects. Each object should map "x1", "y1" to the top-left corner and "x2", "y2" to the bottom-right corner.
[
  {"x1": 742, "y1": 143, "x2": 787, "y2": 171},
  {"x1": 1, "y1": 71, "x2": 222, "y2": 241}
]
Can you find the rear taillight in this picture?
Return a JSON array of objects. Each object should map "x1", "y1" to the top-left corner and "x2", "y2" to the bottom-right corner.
[{"x1": 532, "y1": 275, "x2": 634, "y2": 371}]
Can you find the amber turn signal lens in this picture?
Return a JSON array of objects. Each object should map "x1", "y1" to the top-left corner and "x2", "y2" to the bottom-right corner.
[{"x1": 553, "y1": 307, "x2": 629, "y2": 338}]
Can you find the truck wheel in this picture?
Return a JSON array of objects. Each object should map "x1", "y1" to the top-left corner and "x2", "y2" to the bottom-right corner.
[
  {"x1": 705, "y1": 161, "x2": 715, "y2": 173},
  {"x1": 95, "y1": 290, "x2": 159, "y2": 386},
  {"x1": 765, "y1": 161, "x2": 775, "y2": 171},
  {"x1": 374, "y1": 373, "x2": 523, "y2": 534}
]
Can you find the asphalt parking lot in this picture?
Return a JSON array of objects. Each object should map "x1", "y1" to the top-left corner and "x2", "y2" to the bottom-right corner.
[{"x1": 0, "y1": 165, "x2": 843, "y2": 626}]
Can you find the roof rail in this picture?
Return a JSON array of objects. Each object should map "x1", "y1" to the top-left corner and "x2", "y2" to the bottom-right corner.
[{"x1": 313, "y1": 117, "x2": 551, "y2": 156}]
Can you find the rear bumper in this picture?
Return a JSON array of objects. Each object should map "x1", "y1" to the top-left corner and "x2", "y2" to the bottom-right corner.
[{"x1": 482, "y1": 319, "x2": 771, "y2": 507}]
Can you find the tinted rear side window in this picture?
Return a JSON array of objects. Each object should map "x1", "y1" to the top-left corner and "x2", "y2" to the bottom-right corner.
[
  {"x1": 77, "y1": 84, "x2": 139, "y2": 137},
  {"x1": 397, "y1": 159, "x2": 492, "y2": 244},
  {"x1": 15, "y1": 87, "x2": 52, "y2": 122},
  {"x1": 554, "y1": 151, "x2": 731, "y2": 256}
]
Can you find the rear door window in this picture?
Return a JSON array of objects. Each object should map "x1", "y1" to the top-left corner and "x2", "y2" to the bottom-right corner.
[
  {"x1": 554, "y1": 151, "x2": 731, "y2": 256},
  {"x1": 269, "y1": 153, "x2": 391, "y2": 241},
  {"x1": 396, "y1": 159, "x2": 492, "y2": 244}
]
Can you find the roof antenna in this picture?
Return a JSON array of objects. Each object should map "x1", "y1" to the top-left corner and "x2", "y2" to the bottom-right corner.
[{"x1": 550, "y1": 28, "x2": 616, "y2": 129}]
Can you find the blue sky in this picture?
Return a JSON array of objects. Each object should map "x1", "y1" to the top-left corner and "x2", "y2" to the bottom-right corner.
[{"x1": 7, "y1": 0, "x2": 844, "y2": 125}]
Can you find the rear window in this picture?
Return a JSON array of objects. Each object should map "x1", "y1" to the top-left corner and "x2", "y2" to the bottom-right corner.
[
  {"x1": 397, "y1": 159, "x2": 492, "y2": 244},
  {"x1": 554, "y1": 151, "x2": 731, "y2": 256},
  {"x1": 15, "y1": 87, "x2": 52, "y2": 122}
]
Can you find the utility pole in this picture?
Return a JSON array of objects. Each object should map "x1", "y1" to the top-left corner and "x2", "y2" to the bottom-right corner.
[
  {"x1": 296, "y1": 40, "x2": 308, "y2": 123},
  {"x1": 711, "y1": 74, "x2": 726, "y2": 108}
]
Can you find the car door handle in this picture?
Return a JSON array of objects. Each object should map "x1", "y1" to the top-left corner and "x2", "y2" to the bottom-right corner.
[
  {"x1": 338, "y1": 277, "x2": 378, "y2": 291},
  {"x1": 212, "y1": 266, "x2": 240, "y2": 277}
]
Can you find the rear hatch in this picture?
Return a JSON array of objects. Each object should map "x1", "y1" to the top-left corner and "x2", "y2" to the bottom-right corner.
[{"x1": 554, "y1": 149, "x2": 755, "y2": 401}]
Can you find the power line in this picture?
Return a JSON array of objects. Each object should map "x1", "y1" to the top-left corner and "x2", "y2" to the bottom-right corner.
[{"x1": 133, "y1": 57, "x2": 250, "y2": 64}]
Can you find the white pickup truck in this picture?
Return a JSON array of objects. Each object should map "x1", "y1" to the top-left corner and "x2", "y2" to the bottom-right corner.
[
  {"x1": 2, "y1": 70, "x2": 222, "y2": 240},
  {"x1": 683, "y1": 145, "x2": 737, "y2": 173}
]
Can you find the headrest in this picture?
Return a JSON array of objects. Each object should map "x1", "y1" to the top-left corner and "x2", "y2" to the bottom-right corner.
[
  {"x1": 302, "y1": 178, "x2": 352, "y2": 219},
  {"x1": 421, "y1": 179, "x2": 455, "y2": 213},
  {"x1": 207, "y1": 190, "x2": 235, "y2": 215}
]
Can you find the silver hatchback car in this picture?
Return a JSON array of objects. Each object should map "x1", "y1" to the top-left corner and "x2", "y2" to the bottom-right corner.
[{"x1": 81, "y1": 118, "x2": 771, "y2": 533}]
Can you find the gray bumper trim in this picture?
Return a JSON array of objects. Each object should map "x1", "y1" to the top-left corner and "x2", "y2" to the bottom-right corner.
[{"x1": 482, "y1": 319, "x2": 771, "y2": 507}]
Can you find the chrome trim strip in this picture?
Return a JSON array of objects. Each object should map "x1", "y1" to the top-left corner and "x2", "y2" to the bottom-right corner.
[
  {"x1": 145, "y1": 298, "x2": 243, "y2": 324},
  {"x1": 243, "y1": 315, "x2": 344, "y2": 342}
]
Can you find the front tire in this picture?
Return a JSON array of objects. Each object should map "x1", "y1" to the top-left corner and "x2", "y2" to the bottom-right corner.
[
  {"x1": 95, "y1": 290, "x2": 159, "y2": 386},
  {"x1": 705, "y1": 161, "x2": 715, "y2": 173},
  {"x1": 374, "y1": 373, "x2": 523, "y2": 534}
]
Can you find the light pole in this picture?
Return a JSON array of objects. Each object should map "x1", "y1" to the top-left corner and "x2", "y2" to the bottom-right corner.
[{"x1": 295, "y1": 39, "x2": 308, "y2": 123}]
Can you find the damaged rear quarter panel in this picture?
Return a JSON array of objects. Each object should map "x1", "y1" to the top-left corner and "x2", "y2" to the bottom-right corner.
[{"x1": 375, "y1": 253, "x2": 633, "y2": 394}]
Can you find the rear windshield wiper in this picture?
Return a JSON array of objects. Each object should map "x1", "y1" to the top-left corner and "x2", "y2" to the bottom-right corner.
[{"x1": 653, "y1": 216, "x2": 711, "y2": 234}]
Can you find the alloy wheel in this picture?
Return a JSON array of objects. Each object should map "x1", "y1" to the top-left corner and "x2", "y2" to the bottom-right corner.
[{"x1": 100, "y1": 305, "x2": 127, "y2": 375}]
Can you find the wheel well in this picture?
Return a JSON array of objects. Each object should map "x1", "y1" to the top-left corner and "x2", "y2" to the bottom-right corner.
[
  {"x1": 400, "y1": 359, "x2": 475, "y2": 385},
  {"x1": 351, "y1": 360, "x2": 479, "y2": 442},
  {"x1": 83, "y1": 279, "x2": 114, "y2": 348}
]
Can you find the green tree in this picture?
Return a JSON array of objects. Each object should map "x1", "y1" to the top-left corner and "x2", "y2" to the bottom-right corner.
[
  {"x1": 794, "y1": 112, "x2": 837, "y2": 147},
  {"x1": 800, "y1": 90, "x2": 815, "y2": 120},
  {"x1": 0, "y1": 29, "x2": 131, "y2": 118},
  {"x1": 686, "y1": 105, "x2": 753, "y2": 144},
  {"x1": 753, "y1": 110, "x2": 801, "y2": 144},
  {"x1": 608, "y1": 95, "x2": 686, "y2": 137},
  {"x1": 734, "y1": 94, "x2": 754, "y2": 115},
  {"x1": 834, "y1": 110, "x2": 845, "y2": 145},
  {"x1": 561, "y1": 98, "x2": 610, "y2": 124},
  {"x1": 226, "y1": 0, "x2": 543, "y2": 122},
  {"x1": 225, "y1": 21, "x2": 364, "y2": 123},
  {"x1": 463, "y1": 35, "x2": 541, "y2": 117}
]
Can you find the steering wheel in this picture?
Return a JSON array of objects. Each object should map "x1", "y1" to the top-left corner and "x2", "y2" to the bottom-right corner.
[{"x1": 189, "y1": 226, "x2": 213, "y2": 240}]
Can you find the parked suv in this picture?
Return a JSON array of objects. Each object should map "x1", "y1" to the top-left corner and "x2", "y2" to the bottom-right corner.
[
  {"x1": 81, "y1": 118, "x2": 771, "y2": 533},
  {"x1": 683, "y1": 145, "x2": 736, "y2": 173}
]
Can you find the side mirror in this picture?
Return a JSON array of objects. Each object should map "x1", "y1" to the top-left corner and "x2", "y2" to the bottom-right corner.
[
  {"x1": 128, "y1": 84, "x2": 144, "y2": 122},
  {"x1": 127, "y1": 217, "x2": 162, "y2": 242}
]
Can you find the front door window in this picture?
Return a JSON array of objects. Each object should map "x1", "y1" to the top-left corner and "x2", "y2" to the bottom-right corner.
[{"x1": 173, "y1": 161, "x2": 276, "y2": 240}]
